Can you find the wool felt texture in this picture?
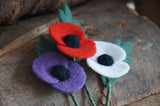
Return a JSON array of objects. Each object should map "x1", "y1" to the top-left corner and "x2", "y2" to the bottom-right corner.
[
  {"x1": 51, "y1": 65, "x2": 71, "y2": 81},
  {"x1": 49, "y1": 22, "x2": 96, "y2": 59},
  {"x1": 64, "y1": 35, "x2": 81, "y2": 48},
  {"x1": 100, "y1": 39, "x2": 132, "y2": 86},
  {"x1": 86, "y1": 41, "x2": 130, "y2": 78},
  {"x1": 32, "y1": 52, "x2": 86, "y2": 94},
  {"x1": 97, "y1": 54, "x2": 114, "y2": 66},
  {"x1": 114, "y1": 39, "x2": 132, "y2": 64},
  {"x1": 36, "y1": 35, "x2": 58, "y2": 56},
  {"x1": 58, "y1": 4, "x2": 74, "y2": 24}
]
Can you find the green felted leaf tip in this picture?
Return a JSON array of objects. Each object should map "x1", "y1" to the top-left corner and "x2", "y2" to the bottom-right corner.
[
  {"x1": 100, "y1": 75, "x2": 107, "y2": 85},
  {"x1": 114, "y1": 39, "x2": 132, "y2": 64},
  {"x1": 63, "y1": 4, "x2": 72, "y2": 19},
  {"x1": 36, "y1": 45, "x2": 45, "y2": 56},
  {"x1": 58, "y1": 4, "x2": 73, "y2": 23},
  {"x1": 123, "y1": 56, "x2": 132, "y2": 64},
  {"x1": 40, "y1": 35, "x2": 57, "y2": 50},
  {"x1": 73, "y1": 20, "x2": 78, "y2": 25},
  {"x1": 100, "y1": 76, "x2": 119, "y2": 86},
  {"x1": 36, "y1": 35, "x2": 58, "y2": 56},
  {"x1": 79, "y1": 25, "x2": 85, "y2": 31},
  {"x1": 108, "y1": 77, "x2": 119, "y2": 86},
  {"x1": 114, "y1": 39, "x2": 121, "y2": 46},
  {"x1": 121, "y1": 41, "x2": 132, "y2": 55}
]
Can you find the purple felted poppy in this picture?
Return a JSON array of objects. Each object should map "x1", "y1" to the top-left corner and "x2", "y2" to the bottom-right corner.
[{"x1": 32, "y1": 52, "x2": 86, "y2": 94}]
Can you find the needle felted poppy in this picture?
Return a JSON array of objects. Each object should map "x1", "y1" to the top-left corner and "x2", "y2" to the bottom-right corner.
[
  {"x1": 86, "y1": 41, "x2": 130, "y2": 78},
  {"x1": 32, "y1": 52, "x2": 86, "y2": 94},
  {"x1": 49, "y1": 22, "x2": 96, "y2": 59}
]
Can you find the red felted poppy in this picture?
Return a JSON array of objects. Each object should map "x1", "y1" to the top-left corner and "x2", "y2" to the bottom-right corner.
[{"x1": 49, "y1": 22, "x2": 96, "y2": 59}]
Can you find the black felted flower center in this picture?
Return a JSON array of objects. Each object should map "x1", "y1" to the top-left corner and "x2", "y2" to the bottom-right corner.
[
  {"x1": 51, "y1": 65, "x2": 71, "y2": 81},
  {"x1": 64, "y1": 35, "x2": 80, "y2": 48},
  {"x1": 97, "y1": 54, "x2": 114, "y2": 66}
]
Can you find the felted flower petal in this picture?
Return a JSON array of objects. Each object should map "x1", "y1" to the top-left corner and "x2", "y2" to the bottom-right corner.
[
  {"x1": 57, "y1": 39, "x2": 96, "y2": 59},
  {"x1": 86, "y1": 58, "x2": 130, "y2": 78},
  {"x1": 49, "y1": 22, "x2": 85, "y2": 45},
  {"x1": 91, "y1": 41, "x2": 126, "y2": 63},
  {"x1": 51, "y1": 61, "x2": 86, "y2": 94},
  {"x1": 32, "y1": 52, "x2": 67, "y2": 84}
]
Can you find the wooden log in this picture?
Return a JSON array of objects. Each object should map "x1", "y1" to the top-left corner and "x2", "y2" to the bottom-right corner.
[
  {"x1": 0, "y1": 0, "x2": 90, "y2": 24},
  {"x1": 0, "y1": 0, "x2": 160, "y2": 105}
]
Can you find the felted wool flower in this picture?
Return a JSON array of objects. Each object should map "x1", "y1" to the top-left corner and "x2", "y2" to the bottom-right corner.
[
  {"x1": 86, "y1": 41, "x2": 130, "y2": 78},
  {"x1": 49, "y1": 22, "x2": 96, "y2": 59},
  {"x1": 32, "y1": 52, "x2": 86, "y2": 94}
]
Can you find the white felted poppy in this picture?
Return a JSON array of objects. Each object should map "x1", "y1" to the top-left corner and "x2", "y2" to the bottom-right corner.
[{"x1": 86, "y1": 41, "x2": 130, "y2": 78}]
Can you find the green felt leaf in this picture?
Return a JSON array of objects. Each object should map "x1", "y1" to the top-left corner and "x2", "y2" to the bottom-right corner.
[
  {"x1": 58, "y1": 9, "x2": 66, "y2": 22},
  {"x1": 36, "y1": 45, "x2": 45, "y2": 56},
  {"x1": 101, "y1": 76, "x2": 119, "y2": 86},
  {"x1": 73, "y1": 20, "x2": 78, "y2": 25},
  {"x1": 123, "y1": 56, "x2": 132, "y2": 64},
  {"x1": 63, "y1": 4, "x2": 72, "y2": 20},
  {"x1": 107, "y1": 77, "x2": 119, "y2": 86},
  {"x1": 114, "y1": 40, "x2": 132, "y2": 64},
  {"x1": 121, "y1": 41, "x2": 132, "y2": 55},
  {"x1": 79, "y1": 26, "x2": 85, "y2": 31},
  {"x1": 114, "y1": 39, "x2": 121, "y2": 46},
  {"x1": 39, "y1": 35, "x2": 53, "y2": 49},
  {"x1": 114, "y1": 39, "x2": 132, "y2": 64},
  {"x1": 36, "y1": 35, "x2": 57, "y2": 56},
  {"x1": 73, "y1": 58, "x2": 81, "y2": 63},
  {"x1": 58, "y1": 4, "x2": 73, "y2": 23},
  {"x1": 79, "y1": 26, "x2": 88, "y2": 38},
  {"x1": 100, "y1": 75, "x2": 107, "y2": 85},
  {"x1": 85, "y1": 34, "x2": 88, "y2": 38}
]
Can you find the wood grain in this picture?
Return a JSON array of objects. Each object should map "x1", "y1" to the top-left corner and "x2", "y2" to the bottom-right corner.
[
  {"x1": 128, "y1": 94, "x2": 160, "y2": 106},
  {"x1": 0, "y1": 0, "x2": 160, "y2": 105}
]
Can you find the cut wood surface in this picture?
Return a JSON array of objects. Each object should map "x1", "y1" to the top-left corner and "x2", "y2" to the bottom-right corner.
[
  {"x1": 0, "y1": 0, "x2": 160, "y2": 106},
  {"x1": 128, "y1": 94, "x2": 160, "y2": 106}
]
